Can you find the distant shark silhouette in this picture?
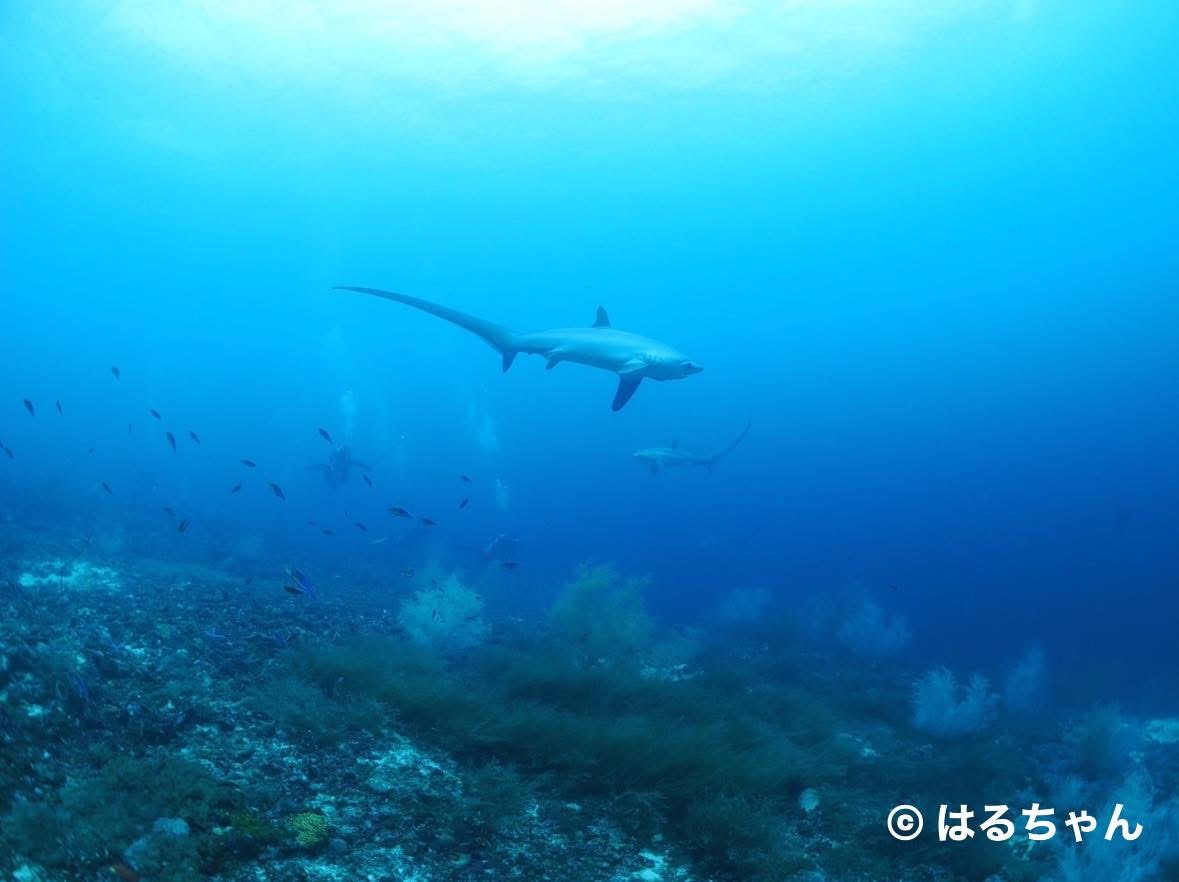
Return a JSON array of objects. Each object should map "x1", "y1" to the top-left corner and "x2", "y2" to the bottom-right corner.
[
  {"x1": 335, "y1": 286, "x2": 703, "y2": 410},
  {"x1": 308, "y1": 444, "x2": 369, "y2": 488},
  {"x1": 632, "y1": 417, "x2": 751, "y2": 474}
]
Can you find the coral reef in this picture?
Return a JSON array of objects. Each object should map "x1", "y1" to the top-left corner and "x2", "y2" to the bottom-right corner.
[
  {"x1": 398, "y1": 572, "x2": 490, "y2": 651},
  {"x1": 911, "y1": 666, "x2": 999, "y2": 738},
  {"x1": 0, "y1": 531, "x2": 1172, "y2": 882}
]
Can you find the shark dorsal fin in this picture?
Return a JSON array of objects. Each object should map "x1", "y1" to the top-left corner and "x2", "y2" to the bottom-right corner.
[{"x1": 592, "y1": 306, "x2": 611, "y2": 328}]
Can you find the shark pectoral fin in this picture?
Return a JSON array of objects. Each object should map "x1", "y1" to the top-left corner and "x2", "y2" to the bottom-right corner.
[
  {"x1": 545, "y1": 357, "x2": 560, "y2": 370},
  {"x1": 592, "y1": 306, "x2": 611, "y2": 328},
  {"x1": 502, "y1": 351, "x2": 518, "y2": 372},
  {"x1": 612, "y1": 374, "x2": 642, "y2": 411}
]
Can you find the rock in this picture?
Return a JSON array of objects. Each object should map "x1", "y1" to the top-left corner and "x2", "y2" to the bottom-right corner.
[{"x1": 152, "y1": 817, "x2": 191, "y2": 837}]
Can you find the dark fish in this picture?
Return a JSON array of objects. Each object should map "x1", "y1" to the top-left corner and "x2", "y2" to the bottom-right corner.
[
  {"x1": 267, "y1": 482, "x2": 286, "y2": 501},
  {"x1": 22, "y1": 399, "x2": 34, "y2": 416},
  {"x1": 306, "y1": 519, "x2": 317, "y2": 526},
  {"x1": 55, "y1": 400, "x2": 62, "y2": 414},
  {"x1": 460, "y1": 474, "x2": 472, "y2": 484},
  {"x1": 321, "y1": 528, "x2": 335, "y2": 536},
  {"x1": 177, "y1": 518, "x2": 190, "y2": 533},
  {"x1": 420, "y1": 517, "x2": 437, "y2": 526},
  {"x1": 500, "y1": 561, "x2": 521, "y2": 570},
  {"x1": 188, "y1": 430, "x2": 201, "y2": 444},
  {"x1": 149, "y1": 408, "x2": 161, "y2": 420},
  {"x1": 2, "y1": 446, "x2": 13, "y2": 459},
  {"x1": 362, "y1": 473, "x2": 373, "y2": 487},
  {"x1": 240, "y1": 459, "x2": 256, "y2": 468},
  {"x1": 388, "y1": 506, "x2": 411, "y2": 518},
  {"x1": 101, "y1": 481, "x2": 112, "y2": 494},
  {"x1": 111, "y1": 366, "x2": 121, "y2": 381},
  {"x1": 458, "y1": 498, "x2": 470, "y2": 509},
  {"x1": 318, "y1": 427, "x2": 332, "y2": 443},
  {"x1": 87, "y1": 446, "x2": 94, "y2": 454},
  {"x1": 288, "y1": 568, "x2": 316, "y2": 598},
  {"x1": 283, "y1": 584, "x2": 304, "y2": 595},
  {"x1": 165, "y1": 431, "x2": 176, "y2": 452},
  {"x1": 401, "y1": 567, "x2": 415, "y2": 579},
  {"x1": 230, "y1": 482, "x2": 242, "y2": 494},
  {"x1": 163, "y1": 506, "x2": 175, "y2": 517},
  {"x1": 354, "y1": 522, "x2": 368, "y2": 532}
]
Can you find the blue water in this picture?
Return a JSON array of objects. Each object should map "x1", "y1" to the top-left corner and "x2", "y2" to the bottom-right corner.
[{"x1": 2, "y1": 2, "x2": 1178, "y2": 879}]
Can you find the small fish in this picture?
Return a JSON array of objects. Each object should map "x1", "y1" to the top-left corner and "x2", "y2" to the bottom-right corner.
[
  {"x1": 55, "y1": 400, "x2": 62, "y2": 414},
  {"x1": 110, "y1": 861, "x2": 139, "y2": 882},
  {"x1": 283, "y1": 584, "x2": 303, "y2": 595},
  {"x1": 401, "y1": 567, "x2": 415, "y2": 579},
  {"x1": 149, "y1": 408, "x2": 161, "y2": 420},
  {"x1": 500, "y1": 561, "x2": 520, "y2": 570},
  {"x1": 388, "y1": 506, "x2": 411, "y2": 518},
  {"x1": 321, "y1": 528, "x2": 335, "y2": 536},
  {"x1": 267, "y1": 482, "x2": 286, "y2": 501},
  {"x1": 110, "y1": 366, "x2": 121, "y2": 381},
  {"x1": 420, "y1": 517, "x2": 437, "y2": 526},
  {"x1": 432, "y1": 608, "x2": 439, "y2": 621},
  {"x1": 71, "y1": 672, "x2": 91, "y2": 702},
  {"x1": 354, "y1": 522, "x2": 368, "y2": 532},
  {"x1": 2, "y1": 446, "x2": 13, "y2": 459},
  {"x1": 240, "y1": 459, "x2": 256, "y2": 468},
  {"x1": 22, "y1": 399, "x2": 34, "y2": 416},
  {"x1": 177, "y1": 518, "x2": 190, "y2": 533},
  {"x1": 101, "y1": 481, "x2": 112, "y2": 494},
  {"x1": 460, "y1": 474, "x2": 472, "y2": 484},
  {"x1": 362, "y1": 473, "x2": 373, "y2": 487},
  {"x1": 162, "y1": 506, "x2": 176, "y2": 517},
  {"x1": 371, "y1": 536, "x2": 388, "y2": 545},
  {"x1": 458, "y1": 498, "x2": 470, "y2": 510},
  {"x1": 165, "y1": 431, "x2": 176, "y2": 452},
  {"x1": 87, "y1": 446, "x2": 94, "y2": 454},
  {"x1": 230, "y1": 482, "x2": 242, "y2": 494},
  {"x1": 188, "y1": 430, "x2": 201, "y2": 444},
  {"x1": 318, "y1": 427, "x2": 332, "y2": 443},
  {"x1": 306, "y1": 519, "x2": 317, "y2": 526}
]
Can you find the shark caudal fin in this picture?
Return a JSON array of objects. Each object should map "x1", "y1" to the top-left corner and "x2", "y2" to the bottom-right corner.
[
  {"x1": 703, "y1": 417, "x2": 752, "y2": 468},
  {"x1": 335, "y1": 286, "x2": 520, "y2": 367}
]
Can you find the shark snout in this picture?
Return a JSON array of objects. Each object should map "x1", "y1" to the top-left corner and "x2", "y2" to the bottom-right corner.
[{"x1": 683, "y1": 361, "x2": 703, "y2": 375}]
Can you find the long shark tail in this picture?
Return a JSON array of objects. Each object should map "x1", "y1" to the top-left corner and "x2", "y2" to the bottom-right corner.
[
  {"x1": 335, "y1": 286, "x2": 521, "y2": 371},
  {"x1": 704, "y1": 416, "x2": 752, "y2": 470}
]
